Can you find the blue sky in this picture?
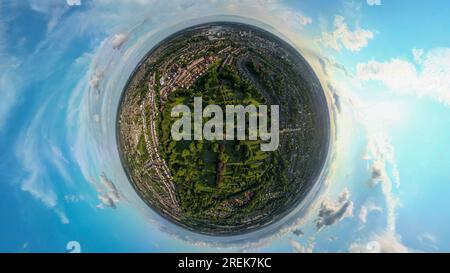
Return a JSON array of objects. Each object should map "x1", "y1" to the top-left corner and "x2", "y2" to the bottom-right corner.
[{"x1": 1, "y1": 0, "x2": 450, "y2": 252}]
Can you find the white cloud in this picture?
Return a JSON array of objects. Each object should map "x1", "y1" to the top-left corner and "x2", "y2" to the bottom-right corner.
[
  {"x1": 262, "y1": 6, "x2": 313, "y2": 31},
  {"x1": 292, "y1": 228, "x2": 304, "y2": 237},
  {"x1": 299, "y1": 15, "x2": 312, "y2": 26},
  {"x1": 64, "y1": 194, "x2": 85, "y2": 203},
  {"x1": 367, "y1": 0, "x2": 381, "y2": 6},
  {"x1": 111, "y1": 33, "x2": 127, "y2": 50},
  {"x1": 315, "y1": 188, "x2": 353, "y2": 231},
  {"x1": 321, "y1": 15, "x2": 373, "y2": 52},
  {"x1": 349, "y1": 231, "x2": 411, "y2": 253},
  {"x1": 88, "y1": 173, "x2": 121, "y2": 209},
  {"x1": 345, "y1": 98, "x2": 410, "y2": 252},
  {"x1": 29, "y1": 0, "x2": 65, "y2": 13},
  {"x1": 290, "y1": 239, "x2": 314, "y2": 253},
  {"x1": 49, "y1": 144, "x2": 72, "y2": 184},
  {"x1": 93, "y1": 114, "x2": 100, "y2": 123},
  {"x1": 418, "y1": 233, "x2": 438, "y2": 250},
  {"x1": 355, "y1": 100, "x2": 408, "y2": 129},
  {"x1": 15, "y1": 106, "x2": 69, "y2": 224},
  {"x1": 368, "y1": 160, "x2": 383, "y2": 187},
  {"x1": 363, "y1": 133, "x2": 399, "y2": 231},
  {"x1": 29, "y1": 0, "x2": 70, "y2": 31},
  {"x1": 0, "y1": 10, "x2": 21, "y2": 132},
  {"x1": 0, "y1": 72, "x2": 20, "y2": 131},
  {"x1": 357, "y1": 59, "x2": 418, "y2": 91},
  {"x1": 356, "y1": 48, "x2": 450, "y2": 105},
  {"x1": 89, "y1": 69, "x2": 103, "y2": 90},
  {"x1": 412, "y1": 48, "x2": 424, "y2": 63},
  {"x1": 359, "y1": 202, "x2": 382, "y2": 224},
  {"x1": 67, "y1": 0, "x2": 82, "y2": 6}
]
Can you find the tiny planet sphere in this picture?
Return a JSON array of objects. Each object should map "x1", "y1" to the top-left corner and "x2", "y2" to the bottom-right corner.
[{"x1": 117, "y1": 22, "x2": 329, "y2": 235}]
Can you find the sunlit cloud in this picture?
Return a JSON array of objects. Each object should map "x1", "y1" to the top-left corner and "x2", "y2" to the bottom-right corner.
[
  {"x1": 358, "y1": 202, "x2": 382, "y2": 224},
  {"x1": 349, "y1": 231, "x2": 411, "y2": 253},
  {"x1": 356, "y1": 48, "x2": 450, "y2": 106},
  {"x1": 290, "y1": 239, "x2": 314, "y2": 253},
  {"x1": 111, "y1": 33, "x2": 127, "y2": 50},
  {"x1": 67, "y1": 0, "x2": 82, "y2": 6},
  {"x1": 367, "y1": 0, "x2": 381, "y2": 6},
  {"x1": 299, "y1": 15, "x2": 312, "y2": 26},
  {"x1": 88, "y1": 173, "x2": 121, "y2": 209},
  {"x1": 363, "y1": 133, "x2": 399, "y2": 231},
  {"x1": 315, "y1": 188, "x2": 353, "y2": 231},
  {"x1": 412, "y1": 48, "x2": 424, "y2": 63},
  {"x1": 321, "y1": 15, "x2": 374, "y2": 52}
]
